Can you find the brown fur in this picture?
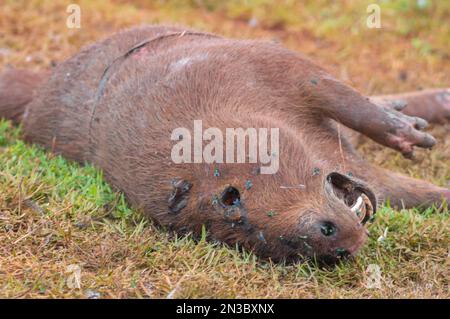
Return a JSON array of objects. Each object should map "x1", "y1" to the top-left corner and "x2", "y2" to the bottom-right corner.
[
  {"x1": 0, "y1": 25, "x2": 448, "y2": 263},
  {"x1": 0, "y1": 69, "x2": 49, "y2": 124}
]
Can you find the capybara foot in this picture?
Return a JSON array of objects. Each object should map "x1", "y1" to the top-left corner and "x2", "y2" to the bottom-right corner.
[{"x1": 380, "y1": 106, "x2": 436, "y2": 158}]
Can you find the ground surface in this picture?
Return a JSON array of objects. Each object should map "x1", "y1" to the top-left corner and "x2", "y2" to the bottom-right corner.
[{"x1": 0, "y1": 0, "x2": 449, "y2": 298}]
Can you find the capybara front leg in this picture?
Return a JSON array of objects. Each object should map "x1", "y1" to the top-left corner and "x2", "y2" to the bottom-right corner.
[
  {"x1": 371, "y1": 88, "x2": 450, "y2": 124},
  {"x1": 309, "y1": 74, "x2": 436, "y2": 158}
]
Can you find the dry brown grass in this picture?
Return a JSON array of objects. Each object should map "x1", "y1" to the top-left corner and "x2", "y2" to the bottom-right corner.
[{"x1": 0, "y1": 0, "x2": 448, "y2": 298}]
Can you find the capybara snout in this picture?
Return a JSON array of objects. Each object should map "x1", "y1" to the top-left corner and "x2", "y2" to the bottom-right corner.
[{"x1": 279, "y1": 172, "x2": 375, "y2": 263}]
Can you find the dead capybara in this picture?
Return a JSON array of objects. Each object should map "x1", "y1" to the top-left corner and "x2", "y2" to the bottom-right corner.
[{"x1": 0, "y1": 25, "x2": 449, "y2": 264}]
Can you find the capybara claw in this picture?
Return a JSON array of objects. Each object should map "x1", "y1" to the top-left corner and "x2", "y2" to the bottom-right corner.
[
  {"x1": 413, "y1": 117, "x2": 428, "y2": 130},
  {"x1": 390, "y1": 99, "x2": 408, "y2": 111},
  {"x1": 394, "y1": 129, "x2": 436, "y2": 159}
]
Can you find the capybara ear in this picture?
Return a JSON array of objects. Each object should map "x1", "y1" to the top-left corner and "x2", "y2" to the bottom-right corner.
[{"x1": 168, "y1": 179, "x2": 192, "y2": 214}]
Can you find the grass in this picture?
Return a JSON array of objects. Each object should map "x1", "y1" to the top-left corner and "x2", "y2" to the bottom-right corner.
[{"x1": 0, "y1": 0, "x2": 449, "y2": 298}]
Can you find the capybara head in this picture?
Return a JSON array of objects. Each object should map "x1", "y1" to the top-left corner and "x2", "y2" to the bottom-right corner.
[
  {"x1": 295, "y1": 172, "x2": 376, "y2": 264},
  {"x1": 187, "y1": 162, "x2": 377, "y2": 265}
]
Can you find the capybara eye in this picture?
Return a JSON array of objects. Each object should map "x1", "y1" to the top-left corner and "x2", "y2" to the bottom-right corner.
[
  {"x1": 220, "y1": 186, "x2": 241, "y2": 206},
  {"x1": 320, "y1": 221, "x2": 336, "y2": 236}
]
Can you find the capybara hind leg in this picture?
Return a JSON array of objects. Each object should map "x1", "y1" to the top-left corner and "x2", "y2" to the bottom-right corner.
[
  {"x1": 304, "y1": 74, "x2": 436, "y2": 158},
  {"x1": 372, "y1": 89, "x2": 450, "y2": 124}
]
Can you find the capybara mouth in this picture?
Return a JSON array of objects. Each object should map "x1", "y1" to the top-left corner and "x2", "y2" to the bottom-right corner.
[
  {"x1": 326, "y1": 172, "x2": 377, "y2": 225},
  {"x1": 350, "y1": 193, "x2": 374, "y2": 225}
]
